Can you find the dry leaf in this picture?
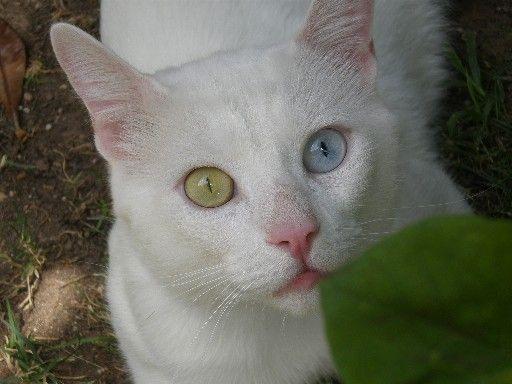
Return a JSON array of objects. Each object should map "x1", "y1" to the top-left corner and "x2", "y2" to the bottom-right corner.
[{"x1": 0, "y1": 18, "x2": 26, "y2": 130}]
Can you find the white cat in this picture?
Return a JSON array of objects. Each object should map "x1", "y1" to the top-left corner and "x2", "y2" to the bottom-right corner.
[{"x1": 50, "y1": 0, "x2": 470, "y2": 383}]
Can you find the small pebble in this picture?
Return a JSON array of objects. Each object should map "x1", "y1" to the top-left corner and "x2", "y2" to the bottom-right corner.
[
  {"x1": 59, "y1": 83, "x2": 68, "y2": 90},
  {"x1": 9, "y1": 190, "x2": 15, "y2": 197},
  {"x1": 45, "y1": 123, "x2": 53, "y2": 131},
  {"x1": 23, "y1": 92, "x2": 33, "y2": 102},
  {"x1": 23, "y1": 107, "x2": 30, "y2": 113}
]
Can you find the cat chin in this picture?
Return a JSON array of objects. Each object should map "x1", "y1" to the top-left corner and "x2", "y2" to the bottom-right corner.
[{"x1": 268, "y1": 287, "x2": 321, "y2": 317}]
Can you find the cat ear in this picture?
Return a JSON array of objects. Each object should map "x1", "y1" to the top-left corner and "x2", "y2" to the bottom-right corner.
[
  {"x1": 50, "y1": 23, "x2": 168, "y2": 162},
  {"x1": 298, "y1": 0, "x2": 376, "y2": 80}
]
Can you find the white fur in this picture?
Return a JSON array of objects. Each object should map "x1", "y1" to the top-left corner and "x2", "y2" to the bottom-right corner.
[
  {"x1": 51, "y1": 1, "x2": 471, "y2": 383},
  {"x1": 100, "y1": 1, "x2": 312, "y2": 73}
]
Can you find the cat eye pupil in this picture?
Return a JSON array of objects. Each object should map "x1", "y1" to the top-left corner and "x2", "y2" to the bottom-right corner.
[
  {"x1": 320, "y1": 141, "x2": 329, "y2": 157},
  {"x1": 303, "y1": 128, "x2": 347, "y2": 174},
  {"x1": 200, "y1": 176, "x2": 213, "y2": 193}
]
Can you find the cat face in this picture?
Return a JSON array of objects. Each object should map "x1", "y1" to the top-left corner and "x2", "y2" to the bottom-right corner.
[{"x1": 51, "y1": 0, "x2": 399, "y2": 315}]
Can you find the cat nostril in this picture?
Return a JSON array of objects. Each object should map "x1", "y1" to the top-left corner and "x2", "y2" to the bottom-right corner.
[
  {"x1": 276, "y1": 240, "x2": 291, "y2": 250},
  {"x1": 266, "y1": 222, "x2": 319, "y2": 262},
  {"x1": 306, "y1": 229, "x2": 317, "y2": 244}
]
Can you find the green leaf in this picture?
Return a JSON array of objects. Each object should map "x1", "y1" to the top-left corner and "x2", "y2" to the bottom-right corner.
[
  {"x1": 321, "y1": 215, "x2": 512, "y2": 384},
  {"x1": 463, "y1": 32, "x2": 482, "y2": 90},
  {"x1": 446, "y1": 111, "x2": 467, "y2": 136},
  {"x1": 446, "y1": 48, "x2": 466, "y2": 76}
]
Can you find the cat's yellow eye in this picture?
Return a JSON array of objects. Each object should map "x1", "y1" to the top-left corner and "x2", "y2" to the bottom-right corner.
[{"x1": 184, "y1": 167, "x2": 234, "y2": 208}]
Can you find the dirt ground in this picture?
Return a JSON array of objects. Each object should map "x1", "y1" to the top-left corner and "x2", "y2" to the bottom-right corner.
[{"x1": 0, "y1": 0, "x2": 510, "y2": 383}]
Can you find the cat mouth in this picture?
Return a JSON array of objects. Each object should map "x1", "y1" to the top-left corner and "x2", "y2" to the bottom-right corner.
[{"x1": 274, "y1": 269, "x2": 327, "y2": 296}]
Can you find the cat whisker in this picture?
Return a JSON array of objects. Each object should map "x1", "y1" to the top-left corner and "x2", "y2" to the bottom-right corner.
[
  {"x1": 356, "y1": 216, "x2": 400, "y2": 226},
  {"x1": 167, "y1": 267, "x2": 226, "y2": 288},
  {"x1": 208, "y1": 280, "x2": 254, "y2": 342},
  {"x1": 353, "y1": 183, "x2": 496, "y2": 214},
  {"x1": 191, "y1": 276, "x2": 232, "y2": 303},
  {"x1": 280, "y1": 314, "x2": 288, "y2": 336},
  {"x1": 193, "y1": 290, "x2": 236, "y2": 342},
  {"x1": 357, "y1": 230, "x2": 395, "y2": 236},
  {"x1": 193, "y1": 278, "x2": 247, "y2": 342},
  {"x1": 175, "y1": 274, "x2": 229, "y2": 297},
  {"x1": 164, "y1": 276, "x2": 233, "y2": 326},
  {"x1": 166, "y1": 263, "x2": 224, "y2": 282}
]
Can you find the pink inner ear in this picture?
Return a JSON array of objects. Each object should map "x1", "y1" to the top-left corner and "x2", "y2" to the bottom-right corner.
[
  {"x1": 72, "y1": 75, "x2": 143, "y2": 161},
  {"x1": 86, "y1": 97, "x2": 132, "y2": 159},
  {"x1": 93, "y1": 115, "x2": 129, "y2": 160},
  {"x1": 352, "y1": 0, "x2": 376, "y2": 75},
  {"x1": 51, "y1": 24, "x2": 154, "y2": 161},
  {"x1": 299, "y1": 0, "x2": 376, "y2": 76},
  {"x1": 87, "y1": 99, "x2": 124, "y2": 115}
]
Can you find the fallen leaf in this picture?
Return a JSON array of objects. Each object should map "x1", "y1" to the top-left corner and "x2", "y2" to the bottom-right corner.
[{"x1": 0, "y1": 18, "x2": 26, "y2": 130}]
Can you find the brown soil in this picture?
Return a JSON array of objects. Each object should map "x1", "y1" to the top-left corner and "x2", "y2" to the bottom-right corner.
[
  {"x1": 0, "y1": 0, "x2": 126, "y2": 383},
  {"x1": 0, "y1": 0, "x2": 510, "y2": 383}
]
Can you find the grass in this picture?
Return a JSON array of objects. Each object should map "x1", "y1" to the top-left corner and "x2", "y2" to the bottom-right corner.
[
  {"x1": 23, "y1": 60, "x2": 45, "y2": 89},
  {"x1": 0, "y1": 301, "x2": 114, "y2": 384},
  {"x1": 0, "y1": 214, "x2": 45, "y2": 309},
  {"x1": 0, "y1": 155, "x2": 38, "y2": 172},
  {"x1": 441, "y1": 31, "x2": 512, "y2": 217},
  {"x1": 83, "y1": 199, "x2": 113, "y2": 237}
]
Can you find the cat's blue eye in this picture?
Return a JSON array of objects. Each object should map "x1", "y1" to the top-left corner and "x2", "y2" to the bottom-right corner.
[{"x1": 303, "y1": 128, "x2": 347, "y2": 173}]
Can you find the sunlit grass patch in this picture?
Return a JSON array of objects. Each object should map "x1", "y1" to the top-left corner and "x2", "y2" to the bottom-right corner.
[
  {"x1": 0, "y1": 214, "x2": 45, "y2": 310},
  {"x1": 1, "y1": 301, "x2": 115, "y2": 384}
]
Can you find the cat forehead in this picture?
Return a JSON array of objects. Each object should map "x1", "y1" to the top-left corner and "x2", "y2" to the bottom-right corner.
[
  {"x1": 154, "y1": 49, "x2": 297, "y2": 150},
  {"x1": 148, "y1": 46, "x2": 379, "y2": 179},
  {"x1": 154, "y1": 45, "x2": 370, "y2": 140}
]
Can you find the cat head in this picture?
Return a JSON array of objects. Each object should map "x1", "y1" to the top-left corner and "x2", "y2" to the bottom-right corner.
[{"x1": 51, "y1": 0, "x2": 398, "y2": 316}]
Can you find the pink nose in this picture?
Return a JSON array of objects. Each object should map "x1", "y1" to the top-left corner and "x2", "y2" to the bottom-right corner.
[{"x1": 267, "y1": 221, "x2": 319, "y2": 263}]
